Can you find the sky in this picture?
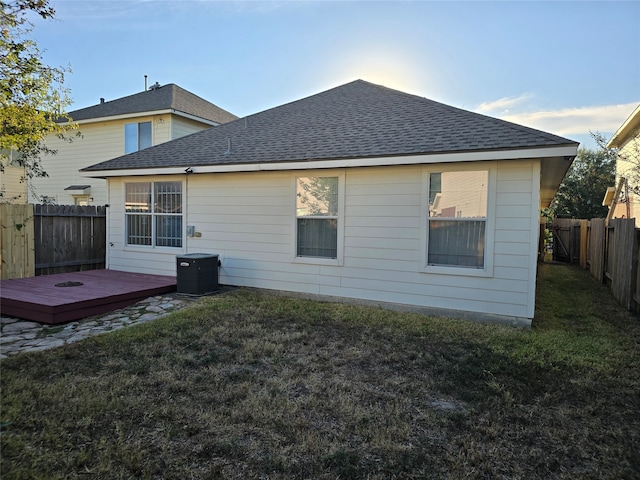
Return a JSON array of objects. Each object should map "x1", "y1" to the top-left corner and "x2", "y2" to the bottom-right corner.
[{"x1": 29, "y1": 0, "x2": 640, "y2": 149}]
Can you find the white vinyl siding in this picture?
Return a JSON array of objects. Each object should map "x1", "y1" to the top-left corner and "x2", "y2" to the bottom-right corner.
[
  {"x1": 106, "y1": 160, "x2": 541, "y2": 323},
  {"x1": 0, "y1": 164, "x2": 27, "y2": 203},
  {"x1": 171, "y1": 116, "x2": 214, "y2": 139}
]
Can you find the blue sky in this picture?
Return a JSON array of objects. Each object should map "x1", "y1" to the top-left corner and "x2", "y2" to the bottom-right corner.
[{"x1": 32, "y1": 0, "x2": 640, "y2": 148}]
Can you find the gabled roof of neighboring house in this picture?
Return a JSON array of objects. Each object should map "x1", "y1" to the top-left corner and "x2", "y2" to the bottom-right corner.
[
  {"x1": 67, "y1": 83, "x2": 238, "y2": 125},
  {"x1": 607, "y1": 104, "x2": 640, "y2": 148},
  {"x1": 83, "y1": 80, "x2": 577, "y2": 174}
]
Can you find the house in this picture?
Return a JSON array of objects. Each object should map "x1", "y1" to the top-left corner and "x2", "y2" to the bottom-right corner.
[
  {"x1": 605, "y1": 104, "x2": 640, "y2": 226},
  {"x1": 28, "y1": 83, "x2": 237, "y2": 205},
  {"x1": 0, "y1": 150, "x2": 27, "y2": 203},
  {"x1": 82, "y1": 80, "x2": 578, "y2": 325}
]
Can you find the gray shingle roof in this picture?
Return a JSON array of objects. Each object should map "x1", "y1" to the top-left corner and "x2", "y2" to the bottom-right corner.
[
  {"x1": 83, "y1": 80, "x2": 577, "y2": 172},
  {"x1": 68, "y1": 83, "x2": 237, "y2": 124}
]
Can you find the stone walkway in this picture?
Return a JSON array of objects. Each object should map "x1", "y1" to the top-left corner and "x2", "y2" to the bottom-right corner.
[{"x1": 0, "y1": 293, "x2": 203, "y2": 359}]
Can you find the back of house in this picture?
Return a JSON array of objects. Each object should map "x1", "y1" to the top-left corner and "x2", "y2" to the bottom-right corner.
[{"x1": 83, "y1": 80, "x2": 579, "y2": 325}]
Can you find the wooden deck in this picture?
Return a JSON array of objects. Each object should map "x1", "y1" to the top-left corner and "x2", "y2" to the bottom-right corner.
[{"x1": 0, "y1": 270, "x2": 176, "y2": 324}]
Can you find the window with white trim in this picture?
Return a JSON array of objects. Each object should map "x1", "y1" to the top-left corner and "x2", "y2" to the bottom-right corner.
[
  {"x1": 125, "y1": 121, "x2": 152, "y2": 153},
  {"x1": 427, "y1": 170, "x2": 488, "y2": 268},
  {"x1": 125, "y1": 181, "x2": 182, "y2": 248},
  {"x1": 296, "y1": 176, "x2": 339, "y2": 259}
]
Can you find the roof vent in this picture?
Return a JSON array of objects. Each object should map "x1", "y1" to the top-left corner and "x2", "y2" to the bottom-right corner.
[
  {"x1": 100, "y1": 98, "x2": 105, "y2": 104},
  {"x1": 225, "y1": 138, "x2": 232, "y2": 155},
  {"x1": 149, "y1": 82, "x2": 161, "y2": 91}
]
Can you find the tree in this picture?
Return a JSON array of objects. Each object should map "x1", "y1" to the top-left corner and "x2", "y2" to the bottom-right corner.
[
  {"x1": 549, "y1": 141, "x2": 616, "y2": 219},
  {"x1": 0, "y1": 0, "x2": 77, "y2": 196},
  {"x1": 593, "y1": 129, "x2": 640, "y2": 201}
]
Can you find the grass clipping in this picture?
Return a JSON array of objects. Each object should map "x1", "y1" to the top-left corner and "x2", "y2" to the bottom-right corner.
[{"x1": 1, "y1": 263, "x2": 639, "y2": 479}]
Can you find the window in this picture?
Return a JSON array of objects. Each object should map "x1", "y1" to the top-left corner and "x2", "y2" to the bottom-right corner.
[
  {"x1": 296, "y1": 176, "x2": 339, "y2": 259},
  {"x1": 125, "y1": 181, "x2": 182, "y2": 248},
  {"x1": 73, "y1": 195, "x2": 89, "y2": 206},
  {"x1": 125, "y1": 122, "x2": 152, "y2": 153},
  {"x1": 427, "y1": 170, "x2": 488, "y2": 268}
]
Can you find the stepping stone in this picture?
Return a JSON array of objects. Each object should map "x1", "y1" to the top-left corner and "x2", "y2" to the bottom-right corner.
[{"x1": 2, "y1": 321, "x2": 41, "y2": 334}]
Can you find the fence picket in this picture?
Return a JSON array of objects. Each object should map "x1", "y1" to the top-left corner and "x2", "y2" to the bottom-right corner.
[{"x1": 609, "y1": 219, "x2": 638, "y2": 311}]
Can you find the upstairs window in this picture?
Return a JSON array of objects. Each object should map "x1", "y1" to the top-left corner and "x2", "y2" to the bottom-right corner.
[
  {"x1": 125, "y1": 121, "x2": 152, "y2": 153},
  {"x1": 125, "y1": 181, "x2": 182, "y2": 248},
  {"x1": 296, "y1": 176, "x2": 339, "y2": 259},
  {"x1": 427, "y1": 170, "x2": 488, "y2": 268}
]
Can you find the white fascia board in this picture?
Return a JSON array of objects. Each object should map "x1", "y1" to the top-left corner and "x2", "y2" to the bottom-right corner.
[
  {"x1": 63, "y1": 110, "x2": 218, "y2": 126},
  {"x1": 80, "y1": 167, "x2": 196, "y2": 178},
  {"x1": 606, "y1": 104, "x2": 640, "y2": 148},
  {"x1": 81, "y1": 145, "x2": 579, "y2": 178}
]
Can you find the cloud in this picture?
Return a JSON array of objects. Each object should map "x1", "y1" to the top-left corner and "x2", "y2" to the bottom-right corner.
[
  {"x1": 499, "y1": 102, "x2": 640, "y2": 136},
  {"x1": 476, "y1": 94, "x2": 532, "y2": 114}
]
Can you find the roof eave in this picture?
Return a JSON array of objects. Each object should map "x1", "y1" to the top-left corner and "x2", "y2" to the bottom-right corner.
[
  {"x1": 62, "y1": 109, "x2": 219, "y2": 126},
  {"x1": 81, "y1": 144, "x2": 579, "y2": 179},
  {"x1": 606, "y1": 104, "x2": 640, "y2": 148}
]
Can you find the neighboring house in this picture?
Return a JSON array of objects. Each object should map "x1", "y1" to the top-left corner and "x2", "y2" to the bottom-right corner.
[
  {"x1": 0, "y1": 150, "x2": 27, "y2": 203},
  {"x1": 605, "y1": 104, "x2": 640, "y2": 225},
  {"x1": 83, "y1": 80, "x2": 578, "y2": 325},
  {"x1": 28, "y1": 83, "x2": 237, "y2": 205}
]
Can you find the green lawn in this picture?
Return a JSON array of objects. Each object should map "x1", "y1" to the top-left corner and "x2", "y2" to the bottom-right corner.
[{"x1": 1, "y1": 262, "x2": 639, "y2": 479}]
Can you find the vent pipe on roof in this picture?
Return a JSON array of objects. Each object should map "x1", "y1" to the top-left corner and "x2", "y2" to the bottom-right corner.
[
  {"x1": 225, "y1": 138, "x2": 232, "y2": 155},
  {"x1": 144, "y1": 75, "x2": 148, "y2": 91},
  {"x1": 100, "y1": 98, "x2": 105, "y2": 104}
]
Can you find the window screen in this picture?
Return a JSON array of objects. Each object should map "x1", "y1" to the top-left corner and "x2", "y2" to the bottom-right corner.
[
  {"x1": 427, "y1": 170, "x2": 488, "y2": 268},
  {"x1": 296, "y1": 176, "x2": 338, "y2": 259}
]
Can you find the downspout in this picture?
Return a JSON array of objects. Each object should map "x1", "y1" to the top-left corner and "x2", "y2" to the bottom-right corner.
[
  {"x1": 625, "y1": 178, "x2": 631, "y2": 219},
  {"x1": 184, "y1": 167, "x2": 192, "y2": 254},
  {"x1": 105, "y1": 179, "x2": 111, "y2": 270}
]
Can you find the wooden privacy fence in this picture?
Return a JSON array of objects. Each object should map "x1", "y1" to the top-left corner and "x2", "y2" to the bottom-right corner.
[
  {"x1": 552, "y1": 217, "x2": 640, "y2": 313},
  {"x1": 34, "y1": 204, "x2": 107, "y2": 276},
  {"x1": 0, "y1": 204, "x2": 107, "y2": 279}
]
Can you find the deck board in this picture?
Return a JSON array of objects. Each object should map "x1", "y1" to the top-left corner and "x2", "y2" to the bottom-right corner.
[{"x1": 1, "y1": 270, "x2": 176, "y2": 324}]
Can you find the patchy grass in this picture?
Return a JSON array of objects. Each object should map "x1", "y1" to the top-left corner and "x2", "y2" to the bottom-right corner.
[{"x1": 1, "y1": 262, "x2": 639, "y2": 479}]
